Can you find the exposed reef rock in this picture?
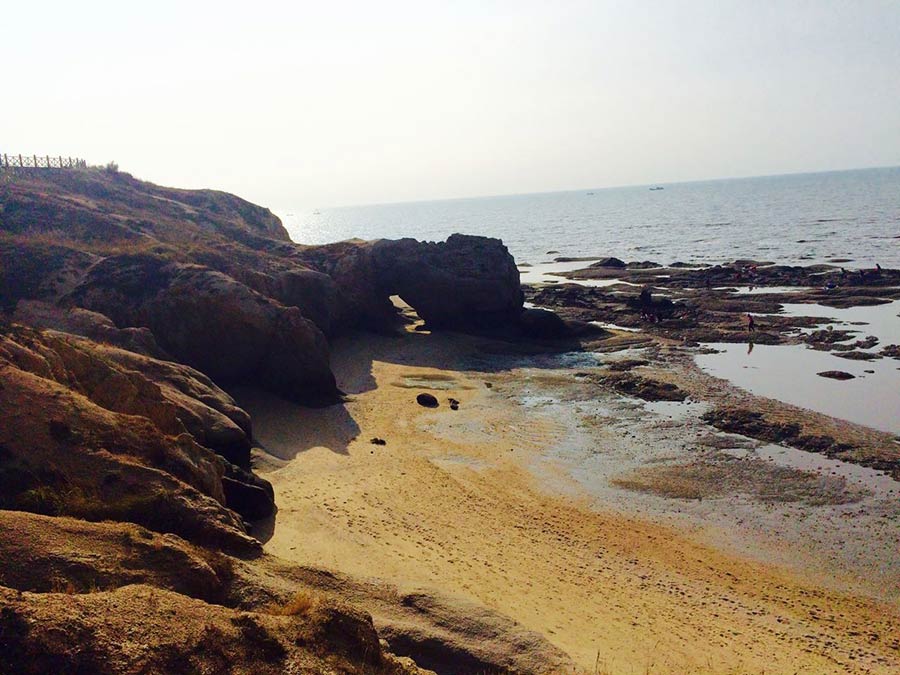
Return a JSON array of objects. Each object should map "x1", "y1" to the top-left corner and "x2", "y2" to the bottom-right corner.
[{"x1": 818, "y1": 370, "x2": 855, "y2": 380}]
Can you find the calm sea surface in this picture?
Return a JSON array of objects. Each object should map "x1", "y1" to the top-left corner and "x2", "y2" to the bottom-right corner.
[{"x1": 281, "y1": 167, "x2": 900, "y2": 268}]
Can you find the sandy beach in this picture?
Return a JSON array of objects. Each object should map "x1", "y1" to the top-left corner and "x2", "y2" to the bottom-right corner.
[{"x1": 240, "y1": 306, "x2": 900, "y2": 674}]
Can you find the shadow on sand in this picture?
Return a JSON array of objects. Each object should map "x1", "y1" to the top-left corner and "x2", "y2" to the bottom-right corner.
[{"x1": 232, "y1": 386, "x2": 361, "y2": 458}]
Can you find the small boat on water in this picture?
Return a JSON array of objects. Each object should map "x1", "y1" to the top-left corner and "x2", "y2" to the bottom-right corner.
[{"x1": 649, "y1": 186, "x2": 664, "y2": 191}]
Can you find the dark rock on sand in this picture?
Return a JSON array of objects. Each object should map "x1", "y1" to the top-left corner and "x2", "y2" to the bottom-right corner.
[
  {"x1": 416, "y1": 393, "x2": 439, "y2": 408},
  {"x1": 370, "y1": 437, "x2": 387, "y2": 445},
  {"x1": 817, "y1": 371, "x2": 856, "y2": 380}
]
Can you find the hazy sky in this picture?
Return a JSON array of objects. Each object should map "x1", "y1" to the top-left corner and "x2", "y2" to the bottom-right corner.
[{"x1": 5, "y1": 1, "x2": 899, "y2": 209}]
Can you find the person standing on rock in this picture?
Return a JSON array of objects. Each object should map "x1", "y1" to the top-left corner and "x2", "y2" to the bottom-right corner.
[
  {"x1": 639, "y1": 286, "x2": 654, "y2": 322},
  {"x1": 746, "y1": 313, "x2": 756, "y2": 332}
]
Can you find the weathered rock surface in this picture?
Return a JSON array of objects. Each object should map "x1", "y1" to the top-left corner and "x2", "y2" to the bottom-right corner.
[
  {"x1": 1, "y1": 168, "x2": 289, "y2": 243},
  {"x1": 67, "y1": 255, "x2": 339, "y2": 405},
  {"x1": 13, "y1": 300, "x2": 167, "y2": 358},
  {"x1": 0, "y1": 511, "x2": 231, "y2": 603},
  {"x1": 371, "y1": 234, "x2": 522, "y2": 328},
  {"x1": 0, "y1": 327, "x2": 268, "y2": 543},
  {"x1": 0, "y1": 584, "x2": 421, "y2": 675}
]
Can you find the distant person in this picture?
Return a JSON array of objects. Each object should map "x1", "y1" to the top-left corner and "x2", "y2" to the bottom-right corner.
[
  {"x1": 639, "y1": 286, "x2": 653, "y2": 321},
  {"x1": 746, "y1": 313, "x2": 756, "y2": 332}
]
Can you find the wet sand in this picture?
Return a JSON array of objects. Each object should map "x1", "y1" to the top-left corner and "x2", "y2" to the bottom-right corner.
[{"x1": 239, "y1": 314, "x2": 900, "y2": 674}]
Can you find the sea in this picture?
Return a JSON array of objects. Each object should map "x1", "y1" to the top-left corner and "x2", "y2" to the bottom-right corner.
[{"x1": 280, "y1": 166, "x2": 900, "y2": 269}]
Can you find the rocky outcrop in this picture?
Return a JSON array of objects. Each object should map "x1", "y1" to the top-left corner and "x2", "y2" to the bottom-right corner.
[
  {"x1": 371, "y1": 234, "x2": 522, "y2": 328},
  {"x1": 4, "y1": 325, "x2": 253, "y2": 466},
  {"x1": 1, "y1": 168, "x2": 289, "y2": 243},
  {"x1": 66, "y1": 254, "x2": 339, "y2": 405},
  {"x1": 0, "y1": 511, "x2": 232, "y2": 603},
  {"x1": 0, "y1": 584, "x2": 421, "y2": 675},
  {"x1": 13, "y1": 300, "x2": 167, "y2": 358},
  {"x1": 0, "y1": 240, "x2": 95, "y2": 311},
  {"x1": 0, "y1": 326, "x2": 271, "y2": 537}
]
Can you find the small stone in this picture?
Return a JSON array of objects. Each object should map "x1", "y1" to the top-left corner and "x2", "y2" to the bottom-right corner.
[
  {"x1": 416, "y1": 393, "x2": 439, "y2": 408},
  {"x1": 370, "y1": 437, "x2": 386, "y2": 445}
]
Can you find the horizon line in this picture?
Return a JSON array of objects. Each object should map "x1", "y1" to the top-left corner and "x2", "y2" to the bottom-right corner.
[{"x1": 299, "y1": 163, "x2": 899, "y2": 214}]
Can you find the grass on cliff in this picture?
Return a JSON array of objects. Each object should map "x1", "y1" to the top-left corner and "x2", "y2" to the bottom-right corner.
[{"x1": 263, "y1": 590, "x2": 321, "y2": 617}]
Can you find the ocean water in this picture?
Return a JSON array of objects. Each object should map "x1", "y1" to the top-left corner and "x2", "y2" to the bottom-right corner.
[{"x1": 280, "y1": 167, "x2": 900, "y2": 268}]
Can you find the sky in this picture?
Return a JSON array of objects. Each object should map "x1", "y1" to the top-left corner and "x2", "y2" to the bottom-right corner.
[{"x1": 5, "y1": 1, "x2": 900, "y2": 209}]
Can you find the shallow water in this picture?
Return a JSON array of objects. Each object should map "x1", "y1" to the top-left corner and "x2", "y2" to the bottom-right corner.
[
  {"x1": 778, "y1": 300, "x2": 900, "y2": 342},
  {"x1": 695, "y1": 342, "x2": 900, "y2": 434}
]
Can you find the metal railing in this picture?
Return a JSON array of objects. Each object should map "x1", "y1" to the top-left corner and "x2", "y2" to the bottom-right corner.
[{"x1": 1, "y1": 153, "x2": 87, "y2": 169}]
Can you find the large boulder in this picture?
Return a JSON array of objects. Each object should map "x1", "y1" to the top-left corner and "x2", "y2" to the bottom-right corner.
[
  {"x1": 371, "y1": 234, "x2": 522, "y2": 328},
  {"x1": 66, "y1": 254, "x2": 339, "y2": 405}
]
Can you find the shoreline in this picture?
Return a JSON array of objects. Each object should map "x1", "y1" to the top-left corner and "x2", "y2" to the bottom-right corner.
[{"x1": 242, "y1": 306, "x2": 900, "y2": 673}]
